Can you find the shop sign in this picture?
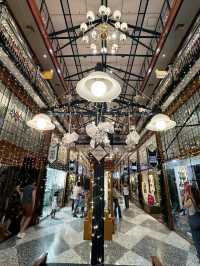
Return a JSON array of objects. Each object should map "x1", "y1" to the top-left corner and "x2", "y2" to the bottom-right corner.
[
  {"x1": 147, "y1": 149, "x2": 158, "y2": 168},
  {"x1": 48, "y1": 144, "x2": 58, "y2": 163},
  {"x1": 91, "y1": 145, "x2": 107, "y2": 161}
]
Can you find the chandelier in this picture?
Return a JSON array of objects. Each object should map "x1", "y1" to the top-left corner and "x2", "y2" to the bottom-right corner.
[
  {"x1": 80, "y1": 5, "x2": 127, "y2": 54},
  {"x1": 126, "y1": 126, "x2": 140, "y2": 147},
  {"x1": 86, "y1": 121, "x2": 114, "y2": 148}
]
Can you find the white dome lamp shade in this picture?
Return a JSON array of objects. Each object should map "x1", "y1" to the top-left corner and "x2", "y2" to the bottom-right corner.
[
  {"x1": 27, "y1": 113, "x2": 55, "y2": 131},
  {"x1": 76, "y1": 71, "x2": 121, "y2": 102},
  {"x1": 146, "y1": 114, "x2": 176, "y2": 131}
]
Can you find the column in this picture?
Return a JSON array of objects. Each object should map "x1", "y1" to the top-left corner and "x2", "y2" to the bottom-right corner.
[
  {"x1": 91, "y1": 158, "x2": 104, "y2": 265},
  {"x1": 156, "y1": 133, "x2": 174, "y2": 229}
]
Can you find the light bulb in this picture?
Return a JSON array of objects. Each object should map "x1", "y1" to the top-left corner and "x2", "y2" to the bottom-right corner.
[
  {"x1": 87, "y1": 10, "x2": 95, "y2": 22},
  {"x1": 80, "y1": 22, "x2": 88, "y2": 32},
  {"x1": 91, "y1": 81, "x2": 107, "y2": 97},
  {"x1": 111, "y1": 32, "x2": 117, "y2": 40},
  {"x1": 121, "y1": 22, "x2": 128, "y2": 32},
  {"x1": 36, "y1": 119, "x2": 47, "y2": 130},
  {"x1": 99, "y1": 5, "x2": 107, "y2": 16},
  {"x1": 82, "y1": 35, "x2": 89, "y2": 43},
  {"x1": 101, "y1": 47, "x2": 107, "y2": 54},
  {"x1": 105, "y1": 7, "x2": 111, "y2": 16},
  {"x1": 91, "y1": 30, "x2": 97, "y2": 40},
  {"x1": 93, "y1": 49, "x2": 97, "y2": 54},
  {"x1": 115, "y1": 21, "x2": 121, "y2": 29},
  {"x1": 155, "y1": 120, "x2": 166, "y2": 130},
  {"x1": 113, "y1": 10, "x2": 121, "y2": 20},
  {"x1": 90, "y1": 43, "x2": 96, "y2": 50}
]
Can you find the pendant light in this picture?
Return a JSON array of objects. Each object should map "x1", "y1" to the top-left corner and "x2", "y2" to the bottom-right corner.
[
  {"x1": 76, "y1": 71, "x2": 121, "y2": 102},
  {"x1": 146, "y1": 113, "x2": 176, "y2": 131},
  {"x1": 27, "y1": 113, "x2": 55, "y2": 131}
]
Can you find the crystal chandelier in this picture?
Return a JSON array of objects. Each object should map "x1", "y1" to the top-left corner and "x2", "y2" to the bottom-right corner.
[
  {"x1": 126, "y1": 126, "x2": 140, "y2": 147},
  {"x1": 80, "y1": 5, "x2": 127, "y2": 54},
  {"x1": 86, "y1": 121, "x2": 114, "y2": 148}
]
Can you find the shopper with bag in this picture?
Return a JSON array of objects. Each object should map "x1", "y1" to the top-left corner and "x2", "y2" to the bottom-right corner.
[{"x1": 184, "y1": 184, "x2": 200, "y2": 262}]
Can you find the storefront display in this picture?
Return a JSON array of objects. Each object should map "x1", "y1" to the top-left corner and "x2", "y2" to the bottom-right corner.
[
  {"x1": 138, "y1": 135, "x2": 161, "y2": 213},
  {"x1": 42, "y1": 167, "x2": 67, "y2": 218},
  {"x1": 164, "y1": 155, "x2": 200, "y2": 239}
]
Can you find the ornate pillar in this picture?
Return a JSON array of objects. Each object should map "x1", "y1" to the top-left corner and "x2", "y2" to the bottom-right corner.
[{"x1": 91, "y1": 158, "x2": 104, "y2": 265}]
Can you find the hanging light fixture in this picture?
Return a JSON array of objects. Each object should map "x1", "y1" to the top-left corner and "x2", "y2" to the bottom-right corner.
[
  {"x1": 27, "y1": 113, "x2": 55, "y2": 131},
  {"x1": 125, "y1": 114, "x2": 140, "y2": 146},
  {"x1": 146, "y1": 113, "x2": 176, "y2": 131},
  {"x1": 62, "y1": 113, "x2": 79, "y2": 145},
  {"x1": 76, "y1": 71, "x2": 121, "y2": 102},
  {"x1": 80, "y1": 6, "x2": 127, "y2": 54}
]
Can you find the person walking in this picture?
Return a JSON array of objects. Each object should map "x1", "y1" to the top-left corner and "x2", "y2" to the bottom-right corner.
[
  {"x1": 123, "y1": 183, "x2": 129, "y2": 209},
  {"x1": 73, "y1": 182, "x2": 82, "y2": 218},
  {"x1": 17, "y1": 180, "x2": 36, "y2": 239},
  {"x1": 184, "y1": 184, "x2": 200, "y2": 262},
  {"x1": 113, "y1": 184, "x2": 122, "y2": 219},
  {"x1": 51, "y1": 191, "x2": 58, "y2": 219}
]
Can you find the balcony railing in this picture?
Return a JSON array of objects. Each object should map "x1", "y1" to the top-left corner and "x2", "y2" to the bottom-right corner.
[
  {"x1": 37, "y1": 0, "x2": 73, "y2": 92},
  {"x1": 150, "y1": 12, "x2": 200, "y2": 108},
  {"x1": 137, "y1": 0, "x2": 175, "y2": 91},
  {"x1": 0, "y1": 3, "x2": 57, "y2": 108}
]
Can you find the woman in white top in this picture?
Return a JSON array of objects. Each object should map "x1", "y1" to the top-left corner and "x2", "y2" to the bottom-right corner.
[{"x1": 123, "y1": 183, "x2": 129, "y2": 209}]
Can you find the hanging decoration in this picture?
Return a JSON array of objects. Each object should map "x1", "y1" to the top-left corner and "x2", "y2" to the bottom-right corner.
[
  {"x1": 125, "y1": 113, "x2": 140, "y2": 147},
  {"x1": 80, "y1": 5, "x2": 127, "y2": 54},
  {"x1": 91, "y1": 145, "x2": 107, "y2": 162},
  {"x1": 86, "y1": 121, "x2": 114, "y2": 148},
  {"x1": 10, "y1": 108, "x2": 22, "y2": 122},
  {"x1": 62, "y1": 113, "x2": 79, "y2": 145}
]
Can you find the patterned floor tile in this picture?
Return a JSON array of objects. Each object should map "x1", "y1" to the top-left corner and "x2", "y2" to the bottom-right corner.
[
  {"x1": 123, "y1": 209, "x2": 143, "y2": 219},
  {"x1": 0, "y1": 247, "x2": 19, "y2": 266},
  {"x1": 70, "y1": 218, "x2": 84, "y2": 233},
  {"x1": 140, "y1": 218, "x2": 169, "y2": 234},
  {"x1": 73, "y1": 240, "x2": 91, "y2": 263},
  {"x1": 116, "y1": 219, "x2": 136, "y2": 234},
  {"x1": 17, "y1": 233, "x2": 69, "y2": 266},
  {"x1": 104, "y1": 241, "x2": 128, "y2": 264},
  {"x1": 0, "y1": 236, "x2": 16, "y2": 250},
  {"x1": 115, "y1": 250, "x2": 151, "y2": 266},
  {"x1": 0, "y1": 205, "x2": 198, "y2": 266},
  {"x1": 48, "y1": 248, "x2": 87, "y2": 264},
  {"x1": 165, "y1": 231, "x2": 191, "y2": 251},
  {"x1": 186, "y1": 252, "x2": 200, "y2": 266},
  {"x1": 133, "y1": 236, "x2": 188, "y2": 266}
]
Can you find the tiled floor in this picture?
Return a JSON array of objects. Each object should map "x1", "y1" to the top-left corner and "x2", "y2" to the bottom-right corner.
[{"x1": 0, "y1": 203, "x2": 199, "y2": 266}]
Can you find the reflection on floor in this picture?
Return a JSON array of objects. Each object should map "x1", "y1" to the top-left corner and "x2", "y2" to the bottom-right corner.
[{"x1": 0, "y1": 203, "x2": 199, "y2": 266}]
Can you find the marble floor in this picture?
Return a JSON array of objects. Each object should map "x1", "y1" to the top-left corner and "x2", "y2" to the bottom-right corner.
[{"x1": 0, "y1": 203, "x2": 199, "y2": 266}]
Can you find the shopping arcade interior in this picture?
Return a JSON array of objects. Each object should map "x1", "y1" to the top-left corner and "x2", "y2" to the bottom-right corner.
[{"x1": 0, "y1": 0, "x2": 200, "y2": 265}]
